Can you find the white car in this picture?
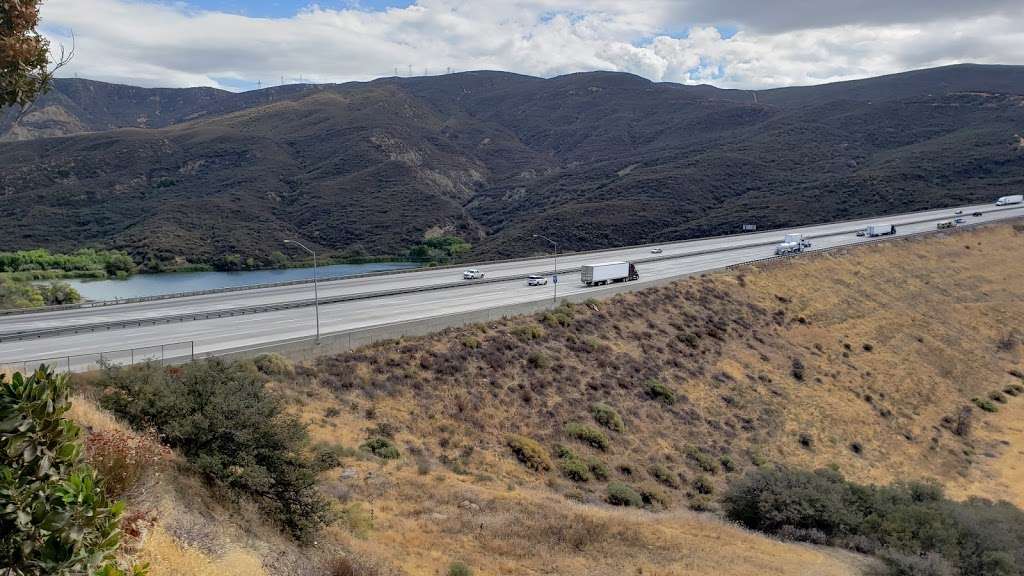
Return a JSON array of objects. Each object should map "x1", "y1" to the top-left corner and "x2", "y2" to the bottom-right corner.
[
  {"x1": 650, "y1": 248, "x2": 663, "y2": 254},
  {"x1": 463, "y1": 269, "x2": 484, "y2": 280},
  {"x1": 955, "y1": 210, "x2": 963, "y2": 215},
  {"x1": 527, "y1": 275, "x2": 548, "y2": 286}
]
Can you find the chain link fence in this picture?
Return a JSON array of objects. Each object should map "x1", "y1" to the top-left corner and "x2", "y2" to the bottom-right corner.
[{"x1": 1, "y1": 340, "x2": 194, "y2": 377}]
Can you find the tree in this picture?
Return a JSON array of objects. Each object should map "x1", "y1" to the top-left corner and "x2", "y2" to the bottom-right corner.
[
  {"x1": 0, "y1": 366, "x2": 141, "y2": 575},
  {"x1": 1, "y1": 0, "x2": 61, "y2": 108}
]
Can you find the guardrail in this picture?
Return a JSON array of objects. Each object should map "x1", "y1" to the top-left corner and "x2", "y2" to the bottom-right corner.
[
  {"x1": 2, "y1": 203, "x2": 1019, "y2": 319},
  {"x1": 0, "y1": 340, "x2": 194, "y2": 375},
  {"x1": 2, "y1": 206, "x2": 1022, "y2": 343}
]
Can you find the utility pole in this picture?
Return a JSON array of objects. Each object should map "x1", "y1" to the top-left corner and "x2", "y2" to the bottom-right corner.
[
  {"x1": 283, "y1": 240, "x2": 320, "y2": 342},
  {"x1": 533, "y1": 234, "x2": 559, "y2": 304}
]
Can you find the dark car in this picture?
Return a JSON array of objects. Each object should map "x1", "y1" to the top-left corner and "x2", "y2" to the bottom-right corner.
[{"x1": 972, "y1": 211, "x2": 983, "y2": 217}]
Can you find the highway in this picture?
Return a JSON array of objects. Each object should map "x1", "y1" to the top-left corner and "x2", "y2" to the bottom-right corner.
[{"x1": 1, "y1": 201, "x2": 1022, "y2": 368}]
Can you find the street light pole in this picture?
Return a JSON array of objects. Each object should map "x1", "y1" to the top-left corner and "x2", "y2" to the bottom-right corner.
[
  {"x1": 284, "y1": 240, "x2": 320, "y2": 342},
  {"x1": 533, "y1": 234, "x2": 558, "y2": 304}
]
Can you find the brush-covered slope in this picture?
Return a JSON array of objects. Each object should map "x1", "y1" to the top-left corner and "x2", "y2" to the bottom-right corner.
[
  {"x1": 1, "y1": 65, "x2": 1023, "y2": 265},
  {"x1": 51, "y1": 221, "x2": 1024, "y2": 576}
]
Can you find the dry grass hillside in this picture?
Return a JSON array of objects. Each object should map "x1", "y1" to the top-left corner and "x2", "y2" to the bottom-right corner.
[{"x1": 56, "y1": 220, "x2": 1024, "y2": 575}]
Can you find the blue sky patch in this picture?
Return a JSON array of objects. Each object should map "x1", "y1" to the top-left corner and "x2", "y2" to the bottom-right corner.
[{"x1": 186, "y1": 0, "x2": 415, "y2": 18}]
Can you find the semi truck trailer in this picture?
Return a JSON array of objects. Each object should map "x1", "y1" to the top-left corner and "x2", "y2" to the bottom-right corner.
[
  {"x1": 996, "y1": 195, "x2": 1023, "y2": 206},
  {"x1": 581, "y1": 262, "x2": 639, "y2": 286},
  {"x1": 866, "y1": 224, "x2": 896, "y2": 237}
]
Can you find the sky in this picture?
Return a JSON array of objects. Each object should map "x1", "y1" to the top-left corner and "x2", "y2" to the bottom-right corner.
[{"x1": 38, "y1": 0, "x2": 1024, "y2": 91}]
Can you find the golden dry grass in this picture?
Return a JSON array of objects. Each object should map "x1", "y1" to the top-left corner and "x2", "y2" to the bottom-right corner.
[{"x1": 53, "y1": 221, "x2": 1024, "y2": 575}]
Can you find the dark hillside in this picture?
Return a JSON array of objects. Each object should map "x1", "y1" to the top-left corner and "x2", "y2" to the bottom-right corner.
[{"x1": 1, "y1": 64, "x2": 1023, "y2": 265}]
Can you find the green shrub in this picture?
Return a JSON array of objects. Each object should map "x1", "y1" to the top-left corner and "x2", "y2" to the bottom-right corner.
[
  {"x1": 645, "y1": 380, "x2": 676, "y2": 404},
  {"x1": 560, "y1": 457, "x2": 591, "y2": 483},
  {"x1": 565, "y1": 422, "x2": 610, "y2": 451},
  {"x1": 38, "y1": 281, "x2": 81, "y2": 306},
  {"x1": 1, "y1": 367, "x2": 141, "y2": 575},
  {"x1": 461, "y1": 336, "x2": 481, "y2": 349},
  {"x1": 590, "y1": 403, "x2": 625, "y2": 433},
  {"x1": 972, "y1": 397, "x2": 999, "y2": 412},
  {"x1": 313, "y1": 442, "x2": 351, "y2": 471},
  {"x1": 720, "y1": 455, "x2": 737, "y2": 472},
  {"x1": 361, "y1": 437, "x2": 400, "y2": 460},
  {"x1": 649, "y1": 464, "x2": 680, "y2": 489},
  {"x1": 989, "y1": 390, "x2": 1008, "y2": 404},
  {"x1": 692, "y1": 475, "x2": 715, "y2": 495},
  {"x1": 542, "y1": 311, "x2": 573, "y2": 328},
  {"x1": 507, "y1": 435, "x2": 552, "y2": 471},
  {"x1": 253, "y1": 353, "x2": 294, "y2": 377},
  {"x1": 607, "y1": 481, "x2": 643, "y2": 507},
  {"x1": 97, "y1": 360, "x2": 329, "y2": 542},
  {"x1": 447, "y1": 562, "x2": 472, "y2": 576},
  {"x1": 587, "y1": 458, "x2": 610, "y2": 481},
  {"x1": 723, "y1": 466, "x2": 1024, "y2": 576},
  {"x1": 337, "y1": 502, "x2": 374, "y2": 539},
  {"x1": 527, "y1": 351, "x2": 551, "y2": 369},
  {"x1": 688, "y1": 495, "x2": 715, "y2": 512},
  {"x1": 511, "y1": 324, "x2": 545, "y2": 342},
  {"x1": 640, "y1": 485, "x2": 671, "y2": 509},
  {"x1": 685, "y1": 445, "x2": 720, "y2": 474}
]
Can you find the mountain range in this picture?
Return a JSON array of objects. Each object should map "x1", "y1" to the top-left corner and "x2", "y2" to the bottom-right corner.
[{"x1": 1, "y1": 63, "x2": 1023, "y2": 266}]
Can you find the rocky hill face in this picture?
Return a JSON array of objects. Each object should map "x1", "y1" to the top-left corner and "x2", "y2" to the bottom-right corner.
[{"x1": 1, "y1": 64, "x2": 1022, "y2": 265}]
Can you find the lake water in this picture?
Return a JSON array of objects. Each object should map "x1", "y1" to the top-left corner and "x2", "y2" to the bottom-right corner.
[{"x1": 64, "y1": 262, "x2": 421, "y2": 301}]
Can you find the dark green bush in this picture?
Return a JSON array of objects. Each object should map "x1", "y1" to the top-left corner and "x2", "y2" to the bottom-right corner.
[
  {"x1": 692, "y1": 475, "x2": 715, "y2": 495},
  {"x1": 361, "y1": 437, "x2": 400, "y2": 459},
  {"x1": 685, "y1": 445, "x2": 719, "y2": 474},
  {"x1": 447, "y1": 562, "x2": 473, "y2": 576},
  {"x1": 1, "y1": 367, "x2": 140, "y2": 575},
  {"x1": 565, "y1": 422, "x2": 609, "y2": 451},
  {"x1": 587, "y1": 458, "x2": 610, "y2": 481},
  {"x1": 607, "y1": 481, "x2": 643, "y2": 507},
  {"x1": 253, "y1": 353, "x2": 294, "y2": 377},
  {"x1": 972, "y1": 397, "x2": 998, "y2": 413},
  {"x1": 560, "y1": 457, "x2": 591, "y2": 483},
  {"x1": 590, "y1": 403, "x2": 625, "y2": 433},
  {"x1": 723, "y1": 466, "x2": 1024, "y2": 576},
  {"x1": 527, "y1": 351, "x2": 551, "y2": 369},
  {"x1": 649, "y1": 464, "x2": 680, "y2": 489},
  {"x1": 97, "y1": 360, "x2": 329, "y2": 542},
  {"x1": 645, "y1": 380, "x2": 676, "y2": 404}
]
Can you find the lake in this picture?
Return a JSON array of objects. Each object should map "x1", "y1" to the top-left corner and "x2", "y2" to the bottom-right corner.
[{"x1": 64, "y1": 262, "x2": 421, "y2": 301}]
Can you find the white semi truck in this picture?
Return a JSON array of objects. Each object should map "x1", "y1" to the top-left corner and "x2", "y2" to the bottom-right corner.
[
  {"x1": 866, "y1": 224, "x2": 896, "y2": 237},
  {"x1": 996, "y1": 194, "x2": 1023, "y2": 206},
  {"x1": 782, "y1": 233, "x2": 811, "y2": 248},
  {"x1": 775, "y1": 241, "x2": 803, "y2": 255},
  {"x1": 581, "y1": 262, "x2": 639, "y2": 286}
]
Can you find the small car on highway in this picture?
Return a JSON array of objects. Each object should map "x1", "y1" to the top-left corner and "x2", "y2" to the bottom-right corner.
[
  {"x1": 650, "y1": 248, "x2": 663, "y2": 254},
  {"x1": 527, "y1": 275, "x2": 548, "y2": 286},
  {"x1": 855, "y1": 229, "x2": 866, "y2": 237},
  {"x1": 463, "y1": 269, "x2": 485, "y2": 280},
  {"x1": 972, "y1": 211, "x2": 984, "y2": 217},
  {"x1": 955, "y1": 210, "x2": 963, "y2": 215},
  {"x1": 955, "y1": 217, "x2": 966, "y2": 224}
]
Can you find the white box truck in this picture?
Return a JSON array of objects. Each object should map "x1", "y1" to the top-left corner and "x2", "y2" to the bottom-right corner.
[
  {"x1": 775, "y1": 241, "x2": 803, "y2": 255},
  {"x1": 866, "y1": 224, "x2": 896, "y2": 237},
  {"x1": 581, "y1": 262, "x2": 639, "y2": 286},
  {"x1": 783, "y1": 233, "x2": 811, "y2": 248},
  {"x1": 996, "y1": 194, "x2": 1023, "y2": 206}
]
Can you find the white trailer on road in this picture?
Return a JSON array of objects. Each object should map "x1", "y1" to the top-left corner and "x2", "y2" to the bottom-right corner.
[
  {"x1": 581, "y1": 262, "x2": 639, "y2": 286},
  {"x1": 996, "y1": 194, "x2": 1023, "y2": 206},
  {"x1": 775, "y1": 241, "x2": 803, "y2": 255},
  {"x1": 866, "y1": 224, "x2": 896, "y2": 237},
  {"x1": 783, "y1": 233, "x2": 811, "y2": 248}
]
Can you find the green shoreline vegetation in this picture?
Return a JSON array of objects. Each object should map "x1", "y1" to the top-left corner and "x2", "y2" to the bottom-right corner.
[{"x1": 0, "y1": 236, "x2": 469, "y2": 309}]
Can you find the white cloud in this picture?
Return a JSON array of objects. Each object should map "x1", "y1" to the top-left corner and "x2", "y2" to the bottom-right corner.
[{"x1": 38, "y1": 0, "x2": 1024, "y2": 90}]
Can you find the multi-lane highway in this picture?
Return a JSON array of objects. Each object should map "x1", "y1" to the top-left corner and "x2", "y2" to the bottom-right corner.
[{"x1": 2, "y1": 202, "x2": 1022, "y2": 367}]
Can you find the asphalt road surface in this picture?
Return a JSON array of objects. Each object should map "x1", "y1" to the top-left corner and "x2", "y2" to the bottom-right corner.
[{"x1": 2, "y1": 202, "x2": 1021, "y2": 368}]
